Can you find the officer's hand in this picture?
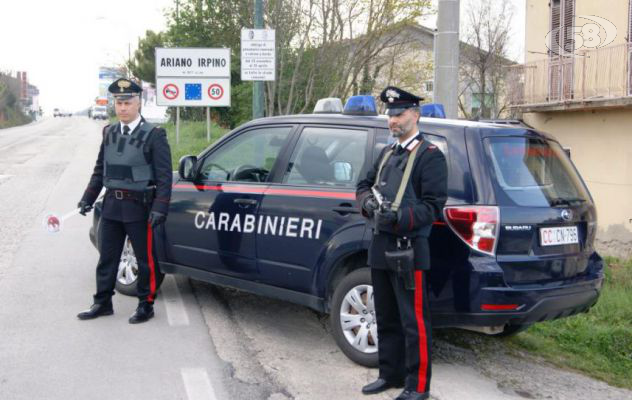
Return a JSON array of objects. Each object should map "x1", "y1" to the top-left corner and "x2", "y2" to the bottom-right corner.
[
  {"x1": 362, "y1": 195, "x2": 379, "y2": 218},
  {"x1": 375, "y1": 208, "x2": 398, "y2": 227},
  {"x1": 148, "y1": 211, "x2": 166, "y2": 228},
  {"x1": 77, "y1": 201, "x2": 93, "y2": 216}
]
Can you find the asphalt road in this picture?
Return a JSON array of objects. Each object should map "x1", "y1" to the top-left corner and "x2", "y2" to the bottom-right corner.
[{"x1": 0, "y1": 117, "x2": 629, "y2": 400}]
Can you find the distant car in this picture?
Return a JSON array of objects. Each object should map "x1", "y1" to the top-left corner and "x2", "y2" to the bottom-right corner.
[
  {"x1": 89, "y1": 97, "x2": 604, "y2": 367},
  {"x1": 53, "y1": 108, "x2": 61, "y2": 117},
  {"x1": 91, "y1": 106, "x2": 108, "y2": 120}
]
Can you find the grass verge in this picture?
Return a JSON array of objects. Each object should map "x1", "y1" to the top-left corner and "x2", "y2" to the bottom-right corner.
[
  {"x1": 161, "y1": 120, "x2": 228, "y2": 170},
  {"x1": 506, "y1": 257, "x2": 632, "y2": 389}
]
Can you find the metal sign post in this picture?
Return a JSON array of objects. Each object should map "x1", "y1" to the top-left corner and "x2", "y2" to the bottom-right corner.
[
  {"x1": 206, "y1": 107, "x2": 211, "y2": 142},
  {"x1": 176, "y1": 106, "x2": 180, "y2": 145}
]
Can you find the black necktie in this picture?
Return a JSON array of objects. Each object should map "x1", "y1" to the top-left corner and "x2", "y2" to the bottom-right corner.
[
  {"x1": 395, "y1": 144, "x2": 405, "y2": 155},
  {"x1": 123, "y1": 125, "x2": 130, "y2": 135}
]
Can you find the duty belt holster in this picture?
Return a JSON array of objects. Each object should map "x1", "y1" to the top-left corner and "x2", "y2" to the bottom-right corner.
[{"x1": 384, "y1": 238, "x2": 416, "y2": 290}]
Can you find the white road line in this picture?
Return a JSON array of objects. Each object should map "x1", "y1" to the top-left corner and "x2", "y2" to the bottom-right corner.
[
  {"x1": 181, "y1": 368, "x2": 218, "y2": 400},
  {"x1": 161, "y1": 275, "x2": 190, "y2": 326}
]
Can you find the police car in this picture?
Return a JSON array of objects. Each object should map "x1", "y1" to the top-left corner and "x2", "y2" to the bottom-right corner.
[{"x1": 89, "y1": 96, "x2": 604, "y2": 367}]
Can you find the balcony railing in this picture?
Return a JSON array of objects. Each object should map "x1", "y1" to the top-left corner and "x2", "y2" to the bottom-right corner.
[{"x1": 507, "y1": 43, "x2": 632, "y2": 108}]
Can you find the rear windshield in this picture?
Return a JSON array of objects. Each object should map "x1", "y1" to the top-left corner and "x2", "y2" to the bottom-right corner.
[{"x1": 485, "y1": 136, "x2": 591, "y2": 207}]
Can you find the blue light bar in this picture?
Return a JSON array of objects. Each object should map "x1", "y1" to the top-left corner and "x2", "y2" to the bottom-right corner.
[
  {"x1": 420, "y1": 103, "x2": 446, "y2": 118},
  {"x1": 343, "y1": 95, "x2": 378, "y2": 116}
]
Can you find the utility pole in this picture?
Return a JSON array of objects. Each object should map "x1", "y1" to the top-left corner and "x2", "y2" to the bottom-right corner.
[
  {"x1": 252, "y1": 0, "x2": 265, "y2": 119},
  {"x1": 434, "y1": 0, "x2": 460, "y2": 119}
]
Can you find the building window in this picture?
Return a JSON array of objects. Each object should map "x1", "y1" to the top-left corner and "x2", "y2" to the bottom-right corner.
[{"x1": 549, "y1": 0, "x2": 575, "y2": 101}]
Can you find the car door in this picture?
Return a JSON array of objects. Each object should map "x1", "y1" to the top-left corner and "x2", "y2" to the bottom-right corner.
[
  {"x1": 256, "y1": 125, "x2": 371, "y2": 292},
  {"x1": 165, "y1": 125, "x2": 294, "y2": 279}
]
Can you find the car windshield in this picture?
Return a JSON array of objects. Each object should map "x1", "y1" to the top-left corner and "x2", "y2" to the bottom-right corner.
[
  {"x1": 95, "y1": 107, "x2": 106, "y2": 112},
  {"x1": 485, "y1": 136, "x2": 591, "y2": 207}
]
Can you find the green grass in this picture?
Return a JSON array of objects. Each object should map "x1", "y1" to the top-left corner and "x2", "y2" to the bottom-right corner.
[
  {"x1": 506, "y1": 257, "x2": 632, "y2": 388},
  {"x1": 161, "y1": 120, "x2": 229, "y2": 170}
]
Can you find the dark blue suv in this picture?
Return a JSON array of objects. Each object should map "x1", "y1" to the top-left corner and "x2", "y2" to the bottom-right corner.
[{"x1": 90, "y1": 110, "x2": 604, "y2": 367}]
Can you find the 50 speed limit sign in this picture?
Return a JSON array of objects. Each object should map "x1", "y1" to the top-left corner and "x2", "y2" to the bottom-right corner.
[{"x1": 208, "y1": 84, "x2": 224, "y2": 100}]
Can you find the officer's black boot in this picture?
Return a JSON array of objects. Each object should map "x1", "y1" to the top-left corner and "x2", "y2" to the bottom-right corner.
[
  {"x1": 129, "y1": 302, "x2": 154, "y2": 324},
  {"x1": 362, "y1": 378, "x2": 405, "y2": 395},
  {"x1": 395, "y1": 389, "x2": 429, "y2": 400},
  {"x1": 77, "y1": 302, "x2": 114, "y2": 320}
]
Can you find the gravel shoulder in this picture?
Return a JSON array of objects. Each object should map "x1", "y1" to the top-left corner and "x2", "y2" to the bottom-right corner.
[{"x1": 193, "y1": 282, "x2": 632, "y2": 400}]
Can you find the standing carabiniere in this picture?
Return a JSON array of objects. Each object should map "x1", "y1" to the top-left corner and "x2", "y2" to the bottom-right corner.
[
  {"x1": 77, "y1": 78, "x2": 172, "y2": 324},
  {"x1": 356, "y1": 86, "x2": 448, "y2": 400}
]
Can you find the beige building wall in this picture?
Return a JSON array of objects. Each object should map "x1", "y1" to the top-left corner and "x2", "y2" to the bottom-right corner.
[{"x1": 523, "y1": 109, "x2": 632, "y2": 259}]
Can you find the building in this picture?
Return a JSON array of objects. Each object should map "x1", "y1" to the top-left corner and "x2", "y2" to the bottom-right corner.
[{"x1": 508, "y1": 0, "x2": 632, "y2": 258}]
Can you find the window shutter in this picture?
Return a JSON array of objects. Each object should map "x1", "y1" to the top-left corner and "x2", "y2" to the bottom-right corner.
[
  {"x1": 549, "y1": 0, "x2": 562, "y2": 100},
  {"x1": 561, "y1": 0, "x2": 575, "y2": 99}
]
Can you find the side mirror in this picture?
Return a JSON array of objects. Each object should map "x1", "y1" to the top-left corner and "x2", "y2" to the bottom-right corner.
[
  {"x1": 178, "y1": 155, "x2": 197, "y2": 180},
  {"x1": 333, "y1": 161, "x2": 353, "y2": 183}
]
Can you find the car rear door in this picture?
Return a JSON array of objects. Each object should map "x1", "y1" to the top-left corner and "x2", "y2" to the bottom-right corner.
[
  {"x1": 256, "y1": 124, "x2": 372, "y2": 293},
  {"x1": 165, "y1": 125, "x2": 295, "y2": 279}
]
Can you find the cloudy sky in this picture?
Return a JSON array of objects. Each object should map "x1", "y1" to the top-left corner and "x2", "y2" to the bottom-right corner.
[{"x1": 1, "y1": 0, "x2": 524, "y2": 114}]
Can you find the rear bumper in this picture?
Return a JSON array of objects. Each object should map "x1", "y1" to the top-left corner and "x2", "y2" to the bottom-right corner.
[{"x1": 433, "y1": 253, "x2": 604, "y2": 328}]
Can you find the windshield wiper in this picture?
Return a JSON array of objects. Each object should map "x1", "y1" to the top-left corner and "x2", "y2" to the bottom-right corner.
[{"x1": 549, "y1": 197, "x2": 586, "y2": 207}]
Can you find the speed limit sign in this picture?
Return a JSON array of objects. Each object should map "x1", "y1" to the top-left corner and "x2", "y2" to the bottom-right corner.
[{"x1": 208, "y1": 84, "x2": 224, "y2": 100}]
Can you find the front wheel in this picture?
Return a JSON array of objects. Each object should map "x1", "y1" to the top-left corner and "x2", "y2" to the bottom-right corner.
[
  {"x1": 330, "y1": 268, "x2": 379, "y2": 367},
  {"x1": 115, "y1": 237, "x2": 165, "y2": 296}
]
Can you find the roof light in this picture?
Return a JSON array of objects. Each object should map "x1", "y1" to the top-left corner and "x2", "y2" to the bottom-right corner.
[
  {"x1": 444, "y1": 206, "x2": 500, "y2": 256},
  {"x1": 420, "y1": 103, "x2": 446, "y2": 118},
  {"x1": 343, "y1": 95, "x2": 377, "y2": 116},
  {"x1": 313, "y1": 97, "x2": 343, "y2": 114}
]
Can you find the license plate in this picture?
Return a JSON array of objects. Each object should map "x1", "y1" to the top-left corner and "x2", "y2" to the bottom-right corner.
[{"x1": 540, "y1": 226, "x2": 579, "y2": 246}]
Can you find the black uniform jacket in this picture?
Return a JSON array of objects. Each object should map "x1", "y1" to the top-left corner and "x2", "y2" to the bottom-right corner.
[
  {"x1": 356, "y1": 137, "x2": 448, "y2": 270},
  {"x1": 81, "y1": 118, "x2": 173, "y2": 223}
]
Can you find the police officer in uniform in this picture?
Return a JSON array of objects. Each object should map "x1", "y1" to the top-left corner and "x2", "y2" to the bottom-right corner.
[
  {"x1": 76, "y1": 78, "x2": 172, "y2": 324},
  {"x1": 357, "y1": 87, "x2": 447, "y2": 400}
]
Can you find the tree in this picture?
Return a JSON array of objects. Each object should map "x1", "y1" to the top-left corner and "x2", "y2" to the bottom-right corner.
[
  {"x1": 459, "y1": 0, "x2": 514, "y2": 119},
  {"x1": 128, "y1": 31, "x2": 166, "y2": 84}
]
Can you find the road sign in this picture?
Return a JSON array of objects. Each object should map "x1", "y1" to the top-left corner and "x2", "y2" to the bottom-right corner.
[
  {"x1": 241, "y1": 29, "x2": 275, "y2": 81},
  {"x1": 155, "y1": 47, "x2": 231, "y2": 107},
  {"x1": 208, "y1": 84, "x2": 224, "y2": 100},
  {"x1": 156, "y1": 78, "x2": 230, "y2": 107},
  {"x1": 163, "y1": 84, "x2": 179, "y2": 100}
]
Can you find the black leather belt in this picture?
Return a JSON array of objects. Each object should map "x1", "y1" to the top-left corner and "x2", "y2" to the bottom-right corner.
[{"x1": 106, "y1": 189, "x2": 154, "y2": 203}]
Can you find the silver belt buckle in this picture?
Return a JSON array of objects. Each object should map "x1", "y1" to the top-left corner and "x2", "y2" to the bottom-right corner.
[{"x1": 114, "y1": 190, "x2": 124, "y2": 200}]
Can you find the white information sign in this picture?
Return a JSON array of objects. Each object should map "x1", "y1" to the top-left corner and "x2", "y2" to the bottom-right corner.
[
  {"x1": 155, "y1": 47, "x2": 231, "y2": 106},
  {"x1": 241, "y1": 29, "x2": 275, "y2": 81}
]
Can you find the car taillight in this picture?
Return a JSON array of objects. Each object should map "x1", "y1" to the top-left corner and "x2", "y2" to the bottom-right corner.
[{"x1": 444, "y1": 206, "x2": 500, "y2": 256}]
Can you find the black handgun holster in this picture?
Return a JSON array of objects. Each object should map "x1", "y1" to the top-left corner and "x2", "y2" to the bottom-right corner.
[{"x1": 384, "y1": 239, "x2": 416, "y2": 290}]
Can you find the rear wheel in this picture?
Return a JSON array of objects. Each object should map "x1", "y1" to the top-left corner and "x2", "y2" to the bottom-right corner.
[
  {"x1": 330, "y1": 268, "x2": 379, "y2": 367},
  {"x1": 114, "y1": 237, "x2": 164, "y2": 296}
]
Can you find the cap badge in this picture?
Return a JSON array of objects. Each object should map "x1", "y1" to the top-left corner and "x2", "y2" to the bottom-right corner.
[
  {"x1": 117, "y1": 80, "x2": 131, "y2": 92},
  {"x1": 385, "y1": 89, "x2": 400, "y2": 101}
]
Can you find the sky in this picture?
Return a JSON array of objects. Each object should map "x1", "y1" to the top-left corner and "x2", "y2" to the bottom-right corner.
[{"x1": 1, "y1": 0, "x2": 525, "y2": 114}]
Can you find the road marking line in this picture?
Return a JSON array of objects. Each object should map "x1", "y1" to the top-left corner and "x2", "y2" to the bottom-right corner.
[
  {"x1": 161, "y1": 275, "x2": 190, "y2": 326},
  {"x1": 181, "y1": 368, "x2": 217, "y2": 400}
]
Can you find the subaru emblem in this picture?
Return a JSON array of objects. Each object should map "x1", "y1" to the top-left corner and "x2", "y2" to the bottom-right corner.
[{"x1": 561, "y1": 209, "x2": 573, "y2": 221}]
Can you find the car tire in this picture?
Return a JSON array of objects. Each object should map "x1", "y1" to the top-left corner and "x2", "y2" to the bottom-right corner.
[
  {"x1": 491, "y1": 323, "x2": 532, "y2": 337},
  {"x1": 114, "y1": 236, "x2": 165, "y2": 297},
  {"x1": 330, "y1": 268, "x2": 379, "y2": 367}
]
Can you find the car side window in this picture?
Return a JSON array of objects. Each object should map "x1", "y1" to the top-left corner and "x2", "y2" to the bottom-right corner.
[
  {"x1": 199, "y1": 126, "x2": 292, "y2": 182},
  {"x1": 283, "y1": 126, "x2": 368, "y2": 187},
  {"x1": 422, "y1": 133, "x2": 448, "y2": 160}
]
